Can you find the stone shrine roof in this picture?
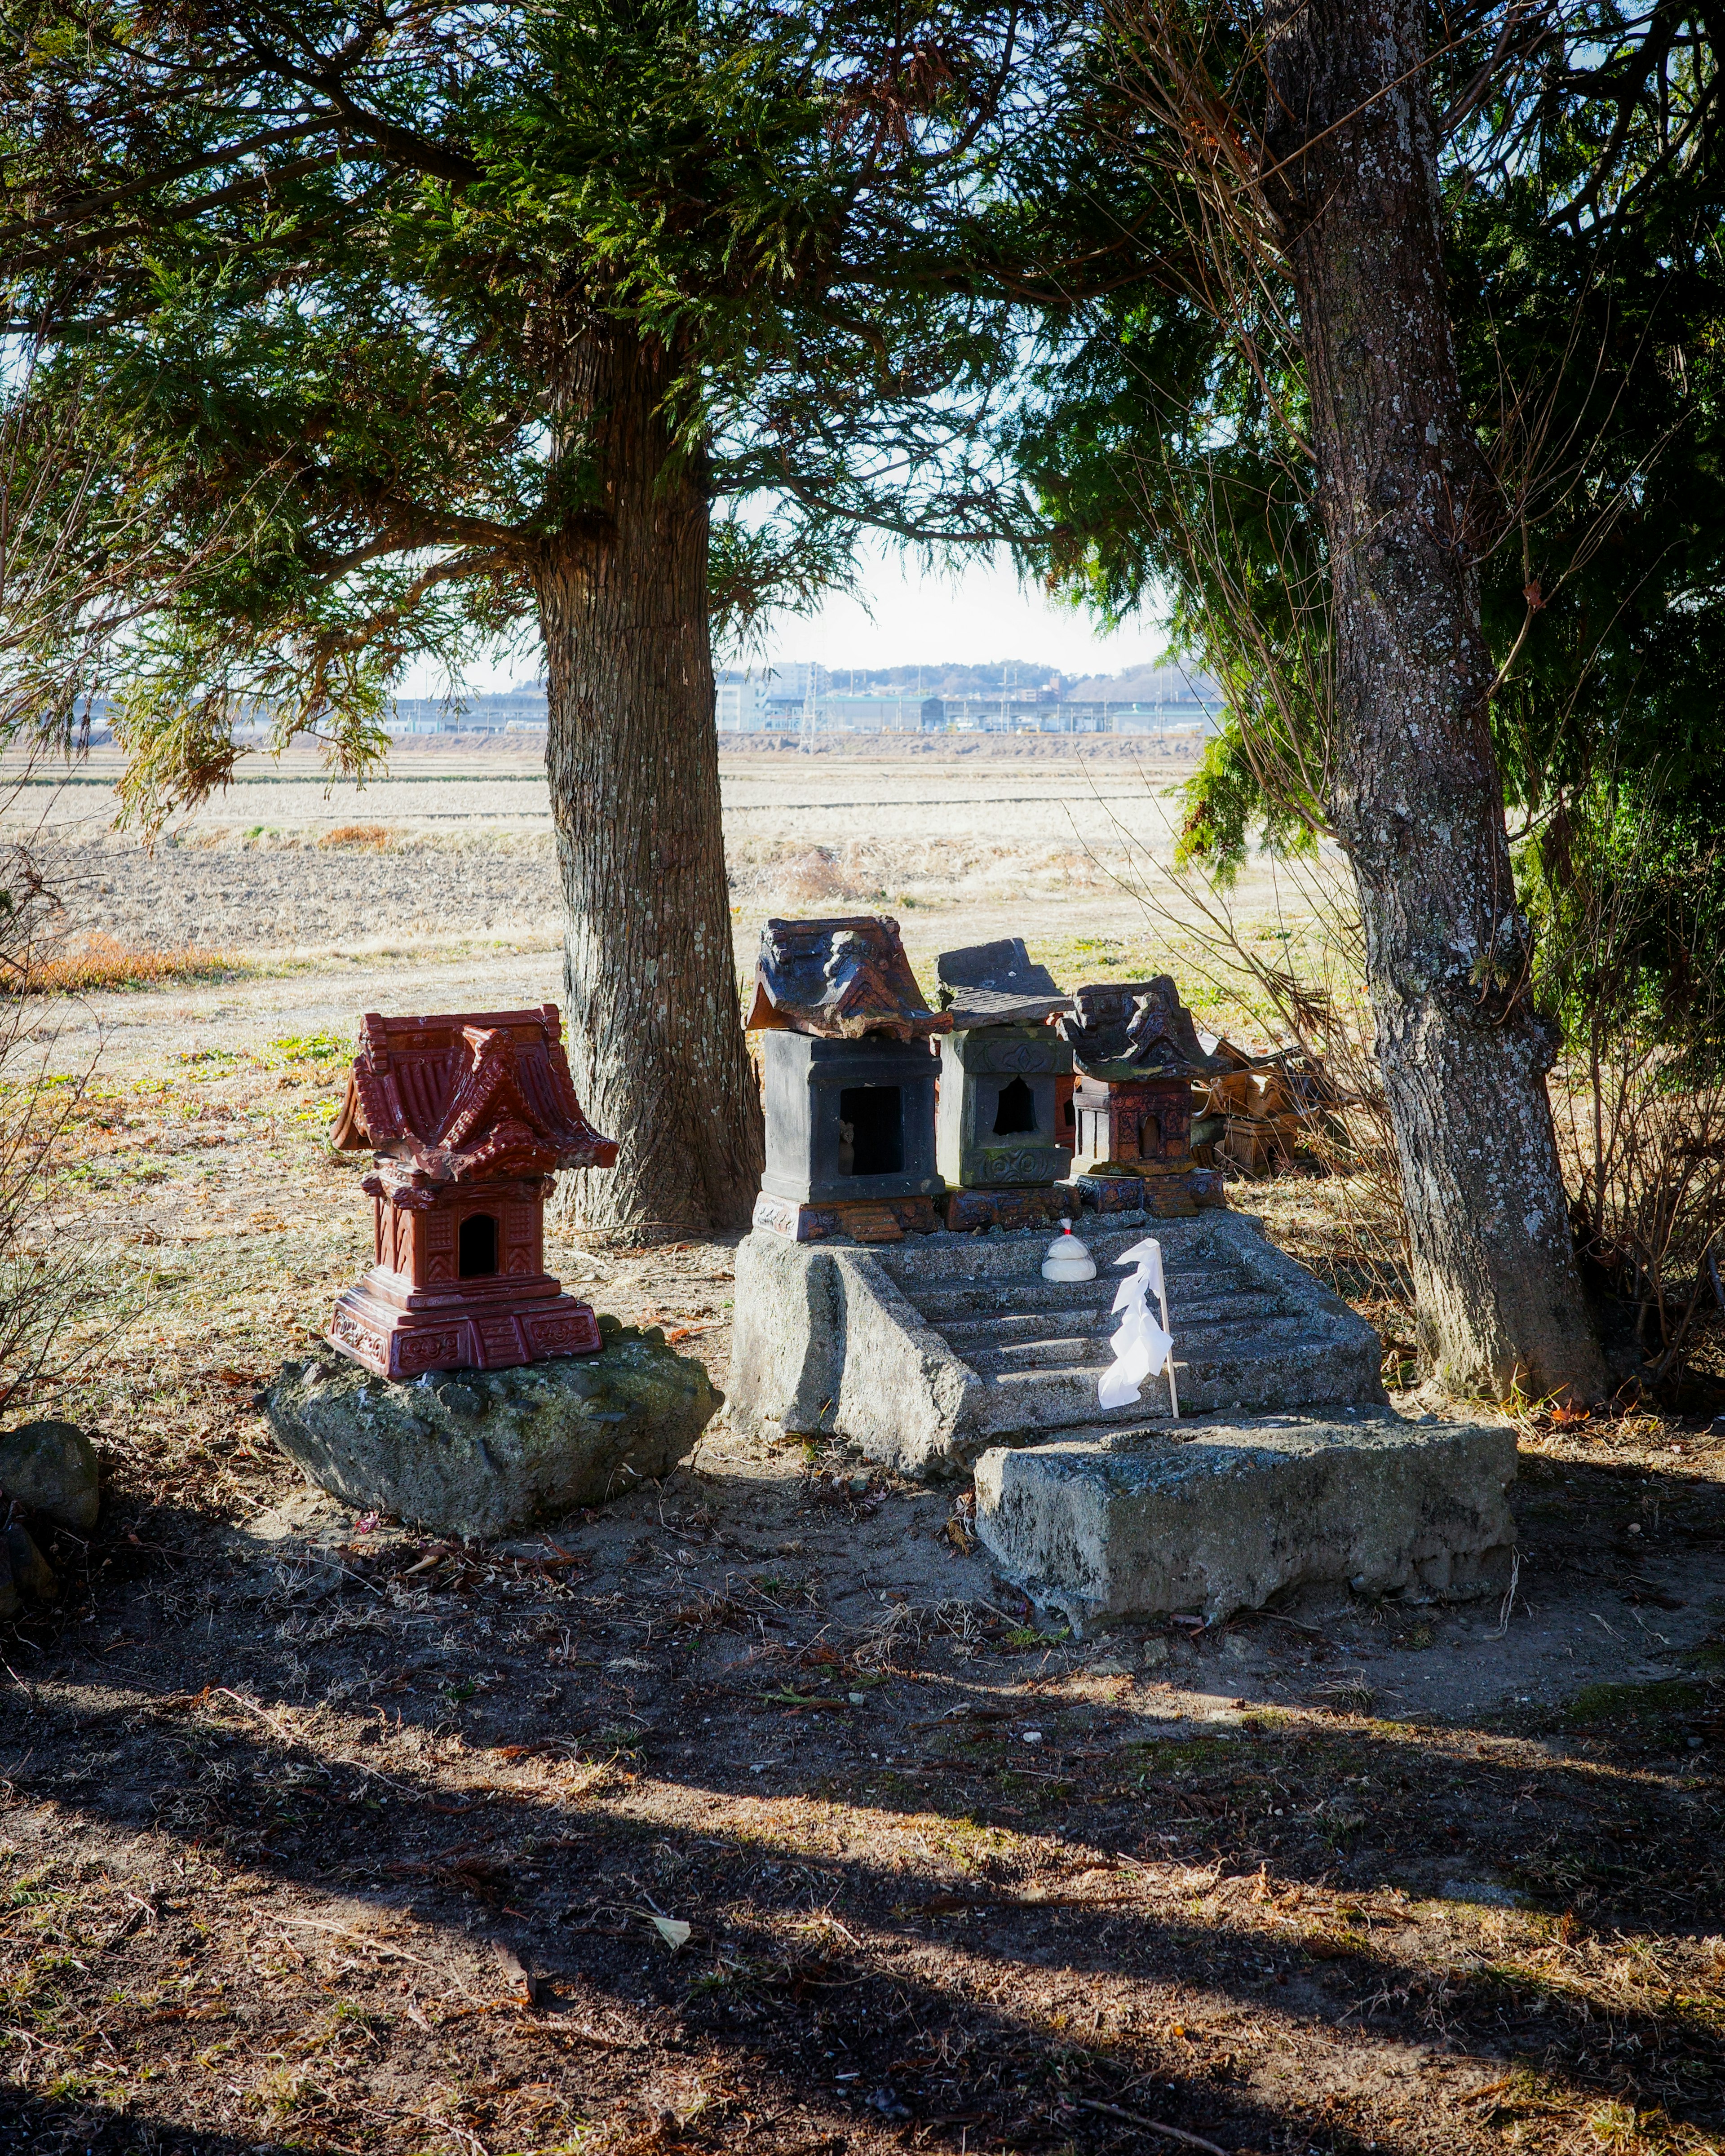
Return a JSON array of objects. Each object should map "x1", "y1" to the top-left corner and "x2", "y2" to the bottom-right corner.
[
  {"x1": 746, "y1": 916, "x2": 950, "y2": 1042},
  {"x1": 1057, "y1": 977, "x2": 1225, "y2": 1079},
  {"x1": 330, "y1": 1005, "x2": 617, "y2": 1185},
  {"x1": 936, "y1": 936, "x2": 1071, "y2": 1028}
]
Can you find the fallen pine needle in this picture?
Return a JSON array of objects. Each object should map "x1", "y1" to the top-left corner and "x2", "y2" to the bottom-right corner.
[
  {"x1": 1076, "y1": 2099, "x2": 1227, "y2": 2154},
  {"x1": 508, "y1": 2022, "x2": 643, "y2": 2050},
  {"x1": 213, "y1": 1687, "x2": 297, "y2": 1746}
]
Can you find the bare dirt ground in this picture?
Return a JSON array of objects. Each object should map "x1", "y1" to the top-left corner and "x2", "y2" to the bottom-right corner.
[{"x1": 3, "y1": 743, "x2": 1723, "y2": 2156}]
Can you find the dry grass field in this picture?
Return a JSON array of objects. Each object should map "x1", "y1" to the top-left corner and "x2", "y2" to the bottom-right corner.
[
  {"x1": 9, "y1": 735, "x2": 1320, "y2": 1073},
  {"x1": 2, "y1": 740, "x2": 1722, "y2": 2156}
]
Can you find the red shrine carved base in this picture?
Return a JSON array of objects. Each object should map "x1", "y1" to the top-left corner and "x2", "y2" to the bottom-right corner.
[
  {"x1": 329, "y1": 1271, "x2": 601, "y2": 1379},
  {"x1": 329, "y1": 1171, "x2": 602, "y2": 1378}
]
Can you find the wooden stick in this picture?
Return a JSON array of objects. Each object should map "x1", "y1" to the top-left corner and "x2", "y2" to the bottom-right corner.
[
  {"x1": 1157, "y1": 1267, "x2": 1180, "y2": 1418},
  {"x1": 1075, "y1": 2098, "x2": 1225, "y2": 2153}
]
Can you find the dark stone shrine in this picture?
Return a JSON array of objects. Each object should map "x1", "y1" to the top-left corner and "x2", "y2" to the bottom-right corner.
[
  {"x1": 933, "y1": 939, "x2": 1073, "y2": 1194},
  {"x1": 759, "y1": 1032, "x2": 942, "y2": 1206},
  {"x1": 1057, "y1": 977, "x2": 1226, "y2": 1212},
  {"x1": 747, "y1": 916, "x2": 948, "y2": 1242}
]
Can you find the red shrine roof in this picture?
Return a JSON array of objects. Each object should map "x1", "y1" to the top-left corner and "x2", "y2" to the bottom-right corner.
[
  {"x1": 746, "y1": 915, "x2": 950, "y2": 1041},
  {"x1": 331, "y1": 1006, "x2": 617, "y2": 1184}
]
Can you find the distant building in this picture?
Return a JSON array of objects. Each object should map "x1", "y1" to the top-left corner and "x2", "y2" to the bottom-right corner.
[
  {"x1": 388, "y1": 683, "x2": 548, "y2": 733},
  {"x1": 746, "y1": 668, "x2": 924, "y2": 734},
  {"x1": 379, "y1": 662, "x2": 1223, "y2": 738},
  {"x1": 915, "y1": 694, "x2": 1216, "y2": 736},
  {"x1": 813, "y1": 692, "x2": 925, "y2": 731},
  {"x1": 716, "y1": 678, "x2": 766, "y2": 730}
]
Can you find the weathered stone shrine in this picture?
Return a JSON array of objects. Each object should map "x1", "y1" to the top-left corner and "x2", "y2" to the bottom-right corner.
[
  {"x1": 326, "y1": 1006, "x2": 616, "y2": 1377},
  {"x1": 935, "y1": 940, "x2": 1071, "y2": 1178},
  {"x1": 1057, "y1": 977, "x2": 1227, "y2": 1216},
  {"x1": 748, "y1": 916, "x2": 948, "y2": 1242},
  {"x1": 730, "y1": 942, "x2": 1516, "y2": 1628}
]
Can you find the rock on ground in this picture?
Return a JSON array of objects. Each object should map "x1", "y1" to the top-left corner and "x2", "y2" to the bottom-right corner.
[
  {"x1": 262, "y1": 1320, "x2": 722, "y2": 1539},
  {"x1": 5, "y1": 1522, "x2": 60, "y2": 1602},
  {"x1": 0, "y1": 1420, "x2": 102, "y2": 1529}
]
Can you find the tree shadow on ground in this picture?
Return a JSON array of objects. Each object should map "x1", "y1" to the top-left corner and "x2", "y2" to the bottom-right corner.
[{"x1": 2, "y1": 1450, "x2": 1722, "y2": 2153}]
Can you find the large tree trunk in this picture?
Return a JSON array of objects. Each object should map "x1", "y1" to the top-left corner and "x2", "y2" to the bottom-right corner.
[
  {"x1": 1264, "y1": 0, "x2": 1605, "y2": 1399},
  {"x1": 536, "y1": 325, "x2": 762, "y2": 1241}
]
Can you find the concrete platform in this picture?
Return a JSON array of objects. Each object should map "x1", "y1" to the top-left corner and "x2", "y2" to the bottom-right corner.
[
  {"x1": 973, "y1": 1411, "x2": 1517, "y2": 1629},
  {"x1": 728, "y1": 1211, "x2": 1385, "y2": 1474}
]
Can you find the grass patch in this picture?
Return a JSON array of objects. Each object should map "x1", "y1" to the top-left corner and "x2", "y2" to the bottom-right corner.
[
  {"x1": 1562, "y1": 1678, "x2": 1712, "y2": 1728},
  {"x1": 270, "y1": 1031, "x2": 350, "y2": 1065},
  {"x1": 317, "y1": 823, "x2": 393, "y2": 850},
  {"x1": 25, "y1": 933, "x2": 249, "y2": 995}
]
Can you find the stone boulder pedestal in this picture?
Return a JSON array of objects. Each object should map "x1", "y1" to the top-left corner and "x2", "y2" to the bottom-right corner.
[{"x1": 262, "y1": 1321, "x2": 720, "y2": 1539}]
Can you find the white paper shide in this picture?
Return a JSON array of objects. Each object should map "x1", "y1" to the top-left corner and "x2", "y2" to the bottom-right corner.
[{"x1": 1098, "y1": 1236, "x2": 1179, "y2": 1413}]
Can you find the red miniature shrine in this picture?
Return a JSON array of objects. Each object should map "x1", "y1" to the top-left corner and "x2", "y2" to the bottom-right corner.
[{"x1": 326, "y1": 1006, "x2": 617, "y2": 1379}]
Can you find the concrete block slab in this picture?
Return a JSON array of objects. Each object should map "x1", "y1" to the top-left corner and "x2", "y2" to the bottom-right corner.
[{"x1": 973, "y1": 1411, "x2": 1517, "y2": 1629}]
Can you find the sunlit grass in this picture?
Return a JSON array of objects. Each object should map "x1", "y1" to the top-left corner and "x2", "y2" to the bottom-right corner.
[{"x1": 25, "y1": 933, "x2": 251, "y2": 995}]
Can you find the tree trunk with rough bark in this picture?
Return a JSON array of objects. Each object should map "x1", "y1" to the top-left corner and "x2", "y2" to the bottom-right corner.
[
  {"x1": 536, "y1": 326, "x2": 762, "y2": 1242},
  {"x1": 1264, "y1": 0, "x2": 1605, "y2": 1399}
]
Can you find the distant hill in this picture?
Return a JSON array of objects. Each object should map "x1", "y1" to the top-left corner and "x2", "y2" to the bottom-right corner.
[
  {"x1": 725, "y1": 658, "x2": 1222, "y2": 707},
  {"x1": 1062, "y1": 663, "x2": 1220, "y2": 707}
]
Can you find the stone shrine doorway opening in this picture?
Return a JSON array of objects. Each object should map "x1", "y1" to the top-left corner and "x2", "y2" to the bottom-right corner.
[
  {"x1": 458, "y1": 1213, "x2": 499, "y2": 1279},
  {"x1": 992, "y1": 1076, "x2": 1038, "y2": 1136},
  {"x1": 838, "y1": 1086, "x2": 904, "y2": 1177}
]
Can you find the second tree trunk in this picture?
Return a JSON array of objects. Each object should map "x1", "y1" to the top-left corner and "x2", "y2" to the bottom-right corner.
[{"x1": 1265, "y1": 0, "x2": 1605, "y2": 1398}]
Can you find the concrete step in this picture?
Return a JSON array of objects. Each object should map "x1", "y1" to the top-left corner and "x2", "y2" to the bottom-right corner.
[
  {"x1": 962, "y1": 1324, "x2": 1338, "y2": 1380},
  {"x1": 966, "y1": 1335, "x2": 1114, "y2": 1374},
  {"x1": 730, "y1": 1209, "x2": 1390, "y2": 1478},
  {"x1": 969, "y1": 1331, "x2": 1380, "y2": 1430},
  {"x1": 908, "y1": 1268, "x2": 1252, "y2": 1324},
  {"x1": 945, "y1": 1324, "x2": 1322, "y2": 1377},
  {"x1": 933, "y1": 1292, "x2": 1288, "y2": 1353}
]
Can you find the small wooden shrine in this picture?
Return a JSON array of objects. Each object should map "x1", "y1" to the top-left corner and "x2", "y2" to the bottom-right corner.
[
  {"x1": 327, "y1": 1006, "x2": 616, "y2": 1378},
  {"x1": 933, "y1": 939, "x2": 1075, "y2": 1231},
  {"x1": 748, "y1": 916, "x2": 948, "y2": 1242}
]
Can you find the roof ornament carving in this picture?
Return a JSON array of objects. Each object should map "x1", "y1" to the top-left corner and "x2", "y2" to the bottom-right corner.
[
  {"x1": 745, "y1": 916, "x2": 950, "y2": 1041},
  {"x1": 330, "y1": 1005, "x2": 617, "y2": 1195},
  {"x1": 1056, "y1": 977, "x2": 1226, "y2": 1079}
]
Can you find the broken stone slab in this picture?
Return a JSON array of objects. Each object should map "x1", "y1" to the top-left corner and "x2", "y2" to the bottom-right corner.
[
  {"x1": 0, "y1": 1419, "x2": 101, "y2": 1529},
  {"x1": 972, "y1": 1411, "x2": 1517, "y2": 1631},
  {"x1": 935, "y1": 936, "x2": 1071, "y2": 1030},
  {"x1": 728, "y1": 1212, "x2": 1384, "y2": 1476},
  {"x1": 262, "y1": 1322, "x2": 721, "y2": 1539}
]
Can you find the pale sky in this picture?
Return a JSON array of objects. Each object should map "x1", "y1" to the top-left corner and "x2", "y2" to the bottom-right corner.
[
  {"x1": 406, "y1": 540, "x2": 1168, "y2": 697},
  {"x1": 753, "y1": 539, "x2": 1170, "y2": 679}
]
